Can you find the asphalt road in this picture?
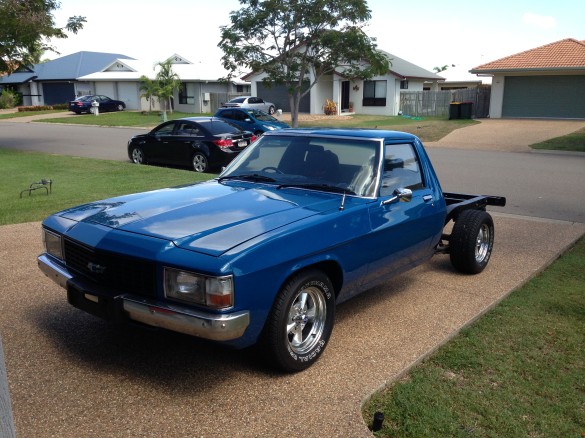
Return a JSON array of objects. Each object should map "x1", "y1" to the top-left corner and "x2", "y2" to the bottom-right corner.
[{"x1": 1, "y1": 121, "x2": 584, "y2": 223}]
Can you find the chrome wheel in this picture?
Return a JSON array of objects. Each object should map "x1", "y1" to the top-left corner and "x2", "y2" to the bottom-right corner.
[
  {"x1": 286, "y1": 286, "x2": 327, "y2": 355},
  {"x1": 475, "y1": 224, "x2": 491, "y2": 263}
]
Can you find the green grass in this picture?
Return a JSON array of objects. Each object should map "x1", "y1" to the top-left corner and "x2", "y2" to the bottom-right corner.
[
  {"x1": 363, "y1": 237, "x2": 585, "y2": 437},
  {"x1": 0, "y1": 148, "x2": 209, "y2": 225},
  {"x1": 38, "y1": 111, "x2": 211, "y2": 127},
  {"x1": 298, "y1": 115, "x2": 479, "y2": 142},
  {"x1": 530, "y1": 127, "x2": 585, "y2": 152}
]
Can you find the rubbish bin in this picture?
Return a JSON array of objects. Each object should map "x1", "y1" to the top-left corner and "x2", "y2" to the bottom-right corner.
[
  {"x1": 449, "y1": 102, "x2": 461, "y2": 120},
  {"x1": 460, "y1": 101, "x2": 473, "y2": 119}
]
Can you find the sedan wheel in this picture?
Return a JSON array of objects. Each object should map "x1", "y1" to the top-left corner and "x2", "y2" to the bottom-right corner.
[
  {"x1": 131, "y1": 147, "x2": 145, "y2": 164},
  {"x1": 192, "y1": 152, "x2": 209, "y2": 173},
  {"x1": 117, "y1": 104, "x2": 124, "y2": 111},
  {"x1": 268, "y1": 105, "x2": 275, "y2": 115},
  {"x1": 264, "y1": 269, "x2": 335, "y2": 372}
]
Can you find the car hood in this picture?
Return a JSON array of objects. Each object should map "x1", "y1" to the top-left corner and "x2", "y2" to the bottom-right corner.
[{"x1": 58, "y1": 180, "x2": 344, "y2": 256}]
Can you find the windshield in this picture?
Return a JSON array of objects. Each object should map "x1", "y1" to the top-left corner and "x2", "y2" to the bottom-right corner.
[{"x1": 219, "y1": 134, "x2": 380, "y2": 197}]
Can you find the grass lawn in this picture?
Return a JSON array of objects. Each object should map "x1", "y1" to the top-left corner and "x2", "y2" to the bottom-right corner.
[
  {"x1": 363, "y1": 237, "x2": 585, "y2": 437},
  {"x1": 37, "y1": 110, "x2": 211, "y2": 128},
  {"x1": 0, "y1": 148, "x2": 209, "y2": 225},
  {"x1": 530, "y1": 127, "x2": 585, "y2": 153},
  {"x1": 0, "y1": 109, "x2": 64, "y2": 119},
  {"x1": 298, "y1": 114, "x2": 478, "y2": 142}
]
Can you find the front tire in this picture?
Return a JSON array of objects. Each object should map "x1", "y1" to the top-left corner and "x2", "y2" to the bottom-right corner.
[
  {"x1": 268, "y1": 105, "x2": 275, "y2": 115},
  {"x1": 264, "y1": 269, "x2": 335, "y2": 372},
  {"x1": 450, "y1": 210, "x2": 494, "y2": 274},
  {"x1": 192, "y1": 152, "x2": 209, "y2": 172},
  {"x1": 130, "y1": 146, "x2": 146, "y2": 164}
]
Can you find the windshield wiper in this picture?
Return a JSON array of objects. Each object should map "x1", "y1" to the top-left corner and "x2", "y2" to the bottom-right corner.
[
  {"x1": 218, "y1": 174, "x2": 277, "y2": 183},
  {"x1": 277, "y1": 183, "x2": 356, "y2": 196}
]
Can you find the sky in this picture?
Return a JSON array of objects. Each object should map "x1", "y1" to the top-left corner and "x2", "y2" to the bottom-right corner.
[{"x1": 47, "y1": 0, "x2": 584, "y2": 83}]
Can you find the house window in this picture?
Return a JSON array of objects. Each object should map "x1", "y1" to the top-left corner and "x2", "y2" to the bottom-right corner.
[
  {"x1": 179, "y1": 83, "x2": 194, "y2": 105},
  {"x1": 400, "y1": 80, "x2": 409, "y2": 90},
  {"x1": 363, "y1": 80, "x2": 387, "y2": 106}
]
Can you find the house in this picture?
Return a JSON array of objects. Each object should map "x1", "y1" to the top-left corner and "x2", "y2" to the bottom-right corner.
[
  {"x1": 0, "y1": 52, "x2": 249, "y2": 112},
  {"x1": 470, "y1": 38, "x2": 585, "y2": 119},
  {"x1": 244, "y1": 50, "x2": 444, "y2": 116},
  {"x1": 77, "y1": 54, "x2": 250, "y2": 112},
  {"x1": 0, "y1": 51, "x2": 134, "y2": 106}
]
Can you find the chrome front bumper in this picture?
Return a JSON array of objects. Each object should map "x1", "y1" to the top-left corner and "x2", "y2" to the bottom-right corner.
[{"x1": 37, "y1": 254, "x2": 250, "y2": 341}]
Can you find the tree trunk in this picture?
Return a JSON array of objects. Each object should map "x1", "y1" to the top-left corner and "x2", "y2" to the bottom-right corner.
[{"x1": 289, "y1": 92, "x2": 301, "y2": 128}]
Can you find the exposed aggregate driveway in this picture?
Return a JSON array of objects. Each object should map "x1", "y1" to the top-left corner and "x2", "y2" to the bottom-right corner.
[{"x1": 1, "y1": 116, "x2": 585, "y2": 437}]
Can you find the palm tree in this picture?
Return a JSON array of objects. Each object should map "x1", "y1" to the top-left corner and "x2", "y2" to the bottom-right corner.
[
  {"x1": 154, "y1": 59, "x2": 181, "y2": 121},
  {"x1": 139, "y1": 75, "x2": 158, "y2": 113}
]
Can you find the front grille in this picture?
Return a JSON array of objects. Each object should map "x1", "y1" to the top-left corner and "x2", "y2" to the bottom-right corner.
[{"x1": 64, "y1": 238, "x2": 157, "y2": 298}]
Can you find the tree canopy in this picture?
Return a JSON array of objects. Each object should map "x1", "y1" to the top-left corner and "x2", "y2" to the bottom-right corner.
[
  {"x1": 218, "y1": 0, "x2": 389, "y2": 126},
  {"x1": 0, "y1": 0, "x2": 85, "y2": 74}
]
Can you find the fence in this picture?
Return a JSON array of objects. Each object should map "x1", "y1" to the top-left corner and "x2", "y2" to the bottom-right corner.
[{"x1": 399, "y1": 88, "x2": 491, "y2": 118}]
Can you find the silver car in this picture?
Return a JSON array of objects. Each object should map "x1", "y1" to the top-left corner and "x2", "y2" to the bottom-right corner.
[{"x1": 221, "y1": 96, "x2": 276, "y2": 114}]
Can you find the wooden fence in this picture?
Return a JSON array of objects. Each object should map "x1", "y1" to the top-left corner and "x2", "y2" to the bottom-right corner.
[{"x1": 400, "y1": 88, "x2": 491, "y2": 118}]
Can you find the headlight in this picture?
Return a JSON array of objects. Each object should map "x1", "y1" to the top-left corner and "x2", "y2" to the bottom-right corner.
[
  {"x1": 164, "y1": 268, "x2": 233, "y2": 309},
  {"x1": 43, "y1": 228, "x2": 64, "y2": 260}
]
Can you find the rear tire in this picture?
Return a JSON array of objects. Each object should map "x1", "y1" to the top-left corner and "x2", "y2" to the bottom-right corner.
[
  {"x1": 117, "y1": 104, "x2": 124, "y2": 111},
  {"x1": 450, "y1": 210, "x2": 494, "y2": 274},
  {"x1": 192, "y1": 152, "x2": 209, "y2": 173},
  {"x1": 264, "y1": 269, "x2": 335, "y2": 372}
]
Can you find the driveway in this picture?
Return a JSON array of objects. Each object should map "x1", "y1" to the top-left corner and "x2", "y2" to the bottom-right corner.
[
  {"x1": 1, "y1": 217, "x2": 584, "y2": 437},
  {"x1": 425, "y1": 118, "x2": 585, "y2": 152}
]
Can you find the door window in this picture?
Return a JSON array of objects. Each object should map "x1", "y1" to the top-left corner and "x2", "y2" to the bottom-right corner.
[{"x1": 380, "y1": 143, "x2": 424, "y2": 196}]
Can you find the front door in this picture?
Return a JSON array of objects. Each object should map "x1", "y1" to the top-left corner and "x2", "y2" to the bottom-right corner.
[{"x1": 341, "y1": 81, "x2": 350, "y2": 112}]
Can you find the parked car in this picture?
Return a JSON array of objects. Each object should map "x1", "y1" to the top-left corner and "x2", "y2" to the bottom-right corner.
[
  {"x1": 214, "y1": 107, "x2": 289, "y2": 135},
  {"x1": 221, "y1": 96, "x2": 276, "y2": 114},
  {"x1": 39, "y1": 128, "x2": 505, "y2": 372},
  {"x1": 68, "y1": 95, "x2": 126, "y2": 114},
  {"x1": 127, "y1": 117, "x2": 257, "y2": 173}
]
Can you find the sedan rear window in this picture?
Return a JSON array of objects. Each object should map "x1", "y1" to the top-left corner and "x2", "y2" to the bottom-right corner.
[{"x1": 200, "y1": 120, "x2": 242, "y2": 135}]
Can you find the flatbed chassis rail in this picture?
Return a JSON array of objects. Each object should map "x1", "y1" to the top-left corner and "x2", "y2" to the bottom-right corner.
[{"x1": 443, "y1": 192, "x2": 506, "y2": 225}]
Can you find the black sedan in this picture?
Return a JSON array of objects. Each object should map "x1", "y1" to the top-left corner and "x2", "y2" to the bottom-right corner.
[
  {"x1": 69, "y1": 95, "x2": 126, "y2": 114},
  {"x1": 127, "y1": 117, "x2": 257, "y2": 172}
]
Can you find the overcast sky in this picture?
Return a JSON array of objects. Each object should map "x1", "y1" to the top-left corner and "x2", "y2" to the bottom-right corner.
[{"x1": 47, "y1": 0, "x2": 584, "y2": 82}]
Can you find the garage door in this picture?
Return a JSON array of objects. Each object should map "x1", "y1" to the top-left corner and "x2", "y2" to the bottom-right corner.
[
  {"x1": 256, "y1": 82, "x2": 310, "y2": 113},
  {"x1": 503, "y1": 75, "x2": 585, "y2": 118},
  {"x1": 42, "y1": 82, "x2": 75, "y2": 105}
]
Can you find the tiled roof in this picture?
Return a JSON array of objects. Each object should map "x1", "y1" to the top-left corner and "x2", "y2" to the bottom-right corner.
[{"x1": 470, "y1": 38, "x2": 585, "y2": 73}]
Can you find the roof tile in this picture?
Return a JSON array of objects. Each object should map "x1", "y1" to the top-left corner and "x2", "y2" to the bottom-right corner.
[{"x1": 471, "y1": 38, "x2": 585, "y2": 72}]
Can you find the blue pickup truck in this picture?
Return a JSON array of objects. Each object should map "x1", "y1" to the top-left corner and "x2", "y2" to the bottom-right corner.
[{"x1": 38, "y1": 128, "x2": 505, "y2": 372}]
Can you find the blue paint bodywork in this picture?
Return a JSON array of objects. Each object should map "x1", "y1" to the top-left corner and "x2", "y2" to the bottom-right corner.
[{"x1": 40, "y1": 129, "x2": 448, "y2": 348}]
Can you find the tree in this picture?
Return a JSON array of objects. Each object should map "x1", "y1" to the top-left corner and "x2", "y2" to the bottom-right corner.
[
  {"x1": 219, "y1": 0, "x2": 389, "y2": 127},
  {"x1": 154, "y1": 59, "x2": 181, "y2": 121},
  {"x1": 433, "y1": 64, "x2": 455, "y2": 73},
  {"x1": 0, "y1": 0, "x2": 85, "y2": 74},
  {"x1": 139, "y1": 75, "x2": 158, "y2": 113}
]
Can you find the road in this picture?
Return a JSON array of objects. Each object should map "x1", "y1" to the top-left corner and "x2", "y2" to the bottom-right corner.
[{"x1": 1, "y1": 121, "x2": 584, "y2": 223}]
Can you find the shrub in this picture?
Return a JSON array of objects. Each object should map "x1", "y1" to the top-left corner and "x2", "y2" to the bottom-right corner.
[{"x1": 0, "y1": 90, "x2": 17, "y2": 109}]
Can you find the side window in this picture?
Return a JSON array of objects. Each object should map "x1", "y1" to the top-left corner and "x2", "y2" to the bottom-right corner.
[
  {"x1": 153, "y1": 122, "x2": 176, "y2": 137},
  {"x1": 222, "y1": 110, "x2": 235, "y2": 120},
  {"x1": 380, "y1": 143, "x2": 424, "y2": 196},
  {"x1": 176, "y1": 122, "x2": 200, "y2": 136}
]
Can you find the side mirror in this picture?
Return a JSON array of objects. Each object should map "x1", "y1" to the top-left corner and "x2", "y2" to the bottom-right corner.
[{"x1": 381, "y1": 188, "x2": 412, "y2": 206}]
